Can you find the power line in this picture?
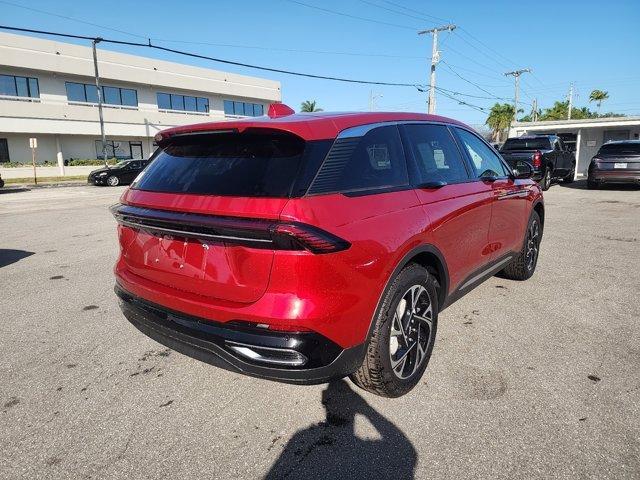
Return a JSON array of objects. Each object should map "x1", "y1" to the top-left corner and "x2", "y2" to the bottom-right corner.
[
  {"x1": 450, "y1": 30, "x2": 513, "y2": 70},
  {"x1": 1, "y1": 0, "x2": 425, "y2": 60},
  {"x1": 0, "y1": 24, "x2": 421, "y2": 87},
  {"x1": 435, "y1": 89, "x2": 487, "y2": 113},
  {"x1": 356, "y1": 0, "x2": 431, "y2": 22},
  {"x1": 441, "y1": 61, "x2": 514, "y2": 102},
  {"x1": 378, "y1": 0, "x2": 451, "y2": 23},
  {"x1": 155, "y1": 40, "x2": 424, "y2": 60},
  {"x1": 456, "y1": 27, "x2": 519, "y2": 68},
  {"x1": 0, "y1": 0, "x2": 148, "y2": 40},
  {"x1": 282, "y1": 0, "x2": 417, "y2": 30}
]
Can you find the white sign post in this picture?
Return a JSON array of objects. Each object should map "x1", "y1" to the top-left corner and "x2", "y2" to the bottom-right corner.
[{"x1": 29, "y1": 137, "x2": 38, "y2": 185}]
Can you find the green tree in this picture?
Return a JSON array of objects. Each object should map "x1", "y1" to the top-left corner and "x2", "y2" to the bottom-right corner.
[
  {"x1": 538, "y1": 101, "x2": 599, "y2": 121},
  {"x1": 589, "y1": 89, "x2": 609, "y2": 110},
  {"x1": 300, "y1": 100, "x2": 323, "y2": 112},
  {"x1": 485, "y1": 103, "x2": 514, "y2": 142}
]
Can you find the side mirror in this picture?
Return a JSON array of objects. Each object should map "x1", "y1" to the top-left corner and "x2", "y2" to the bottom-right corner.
[{"x1": 512, "y1": 160, "x2": 533, "y2": 179}]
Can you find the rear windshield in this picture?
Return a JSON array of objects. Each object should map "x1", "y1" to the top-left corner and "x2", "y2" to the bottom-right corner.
[
  {"x1": 598, "y1": 143, "x2": 640, "y2": 156},
  {"x1": 502, "y1": 138, "x2": 551, "y2": 151},
  {"x1": 133, "y1": 131, "x2": 330, "y2": 197}
]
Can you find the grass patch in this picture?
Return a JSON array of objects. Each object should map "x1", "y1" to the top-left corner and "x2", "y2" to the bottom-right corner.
[{"x1": 5, "y1": 175, "x2": 87, "y2": 185}]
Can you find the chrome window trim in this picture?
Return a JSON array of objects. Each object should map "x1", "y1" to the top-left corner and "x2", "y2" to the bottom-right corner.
[{"x1": 337, "y1": 119, "x2": 454, "y2": 140}]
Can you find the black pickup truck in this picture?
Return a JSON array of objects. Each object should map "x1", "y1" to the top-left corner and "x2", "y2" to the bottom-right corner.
[{"x1": 500, "y1": 134, "x2": 576, "y2": 190}]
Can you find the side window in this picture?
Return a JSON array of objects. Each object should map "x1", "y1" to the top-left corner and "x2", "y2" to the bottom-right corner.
[
  {"x1": 403, "y1": 124, "x2": 469, "y2": 184},
  {"x1": 553, "y1": 140, "x2": 561, "y2": 151},
  {"x1": 454, "y1": 128, "x2": 507, "y2": 178},
  {"x1": 308, "y1": 125, "x2": 408, "y2": 194}
]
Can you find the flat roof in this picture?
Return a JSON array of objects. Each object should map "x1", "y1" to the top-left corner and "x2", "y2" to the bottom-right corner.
[
  {"x1": 0, "y1": 32, "x2": 281, "y2": 101},
  {"x1": 513, "y1": 116, "x2": 640, "y2": 130}
]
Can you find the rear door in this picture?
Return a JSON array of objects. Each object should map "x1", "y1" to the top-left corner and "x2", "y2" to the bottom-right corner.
[
  {"x1": 453, "y1": 127, "x2": 527, "y2": 262},
  {"x1": 401, "y1": 123, "x2": 493, "y2": 290}
]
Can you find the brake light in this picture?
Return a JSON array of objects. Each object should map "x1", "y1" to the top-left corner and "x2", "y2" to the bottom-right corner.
[
  {"x1": 272, "y1": 223, "x2": 351, "y2": 254},
  {"x1": 532, "y1": 150, "x2": 542, "y2": 168},
  {"x1": 111, "y1": 204, "x2": 350, "y2": 254}
]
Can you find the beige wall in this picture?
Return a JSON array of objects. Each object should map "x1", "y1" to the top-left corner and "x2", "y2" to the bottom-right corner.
[
  {"x1": 0, "y1": 32, "x2": 282, "y2": 145},
  {"x1": 2, "y1": 133, "x2": 155, "y2": 163}
]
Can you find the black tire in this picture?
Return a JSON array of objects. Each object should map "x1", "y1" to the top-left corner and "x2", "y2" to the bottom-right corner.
[
  {"x1": 107, "y1": 175, "x2": 120, "y2": 187},
  {"x1": 587, "y1": 179, "x2": 599, "y2": 190},
  {"x1": 563, "y1": 164, "x2": 575, "y2": 184},
  {"x1": 351, "y1": 263, "x2": 439, "y2": 398},
  {"x1": 500, "y1": 211, "x2": 542, "y2": 281},
  {"x1": 539, "y1": 168, "x2": 552, "y2": 191}
]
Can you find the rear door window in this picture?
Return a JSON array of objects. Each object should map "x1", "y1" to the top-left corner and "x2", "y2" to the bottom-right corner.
[
  {"x1": 134, "y1": 131, "x2": 318, "y2": 197},
  {"x1": 403, "y1": 124, "x2": 469, "y2": 184},
  {"x1": 454, "y1": 128, "x2": 508, "y2": 178},
  {"x1": 308, "y1": 125, "x2": 408, "y2": 194}
]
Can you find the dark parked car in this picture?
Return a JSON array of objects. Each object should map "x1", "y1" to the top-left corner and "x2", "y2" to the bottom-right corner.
[
  {"x1": 0, "y1": 173, "x2": 4, "y2": 188},
  {"x1": 88, "y1": 159, "x2": 150, "y2": 187},
  {"x1": 111, "y1": 105, "x2": 544, "y2": 397},
  {"x1": 500, "y1": 134, "x2": 576, "y2": 190},
  {"x1": 588, "y1": 140, "x2": 640, "y2": 189}
]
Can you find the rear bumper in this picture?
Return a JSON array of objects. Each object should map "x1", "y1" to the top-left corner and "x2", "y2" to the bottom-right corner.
[
  {"x1": 589, "y1": 170, "x2": 640, "y2": 184},
  {"x1": 115, "y1": 284, "x2": 365, "y2": 385}
]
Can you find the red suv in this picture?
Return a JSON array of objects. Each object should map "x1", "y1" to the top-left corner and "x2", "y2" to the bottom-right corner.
[{"x1": 112, "y1": 104, "x2": 543, "y2": 397}]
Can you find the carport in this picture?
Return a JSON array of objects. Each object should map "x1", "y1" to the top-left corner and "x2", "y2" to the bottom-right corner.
[{"x1": 509, "y1": 116, "x2": 640, "y2": 178}]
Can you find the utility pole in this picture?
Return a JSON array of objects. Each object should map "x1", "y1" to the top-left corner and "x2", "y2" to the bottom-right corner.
[
  {"x1": 532, "y1": 98, "x2": 538, "y2": 122},
  {"x1": 368, "y1": 91, "x2": 383, "y2": 111},
  {"x1": 504, "y1": 68, "x2": 532, "y2": 127},
  {"x1": 92, "y1": 38, "x2": 108, "y2": 167},
  {"x1": 418, "y1": 24, "x2": 456, "y2": 114},
  {"x1": 567, "y1": 83, "x2": 574, "y2": 120}
]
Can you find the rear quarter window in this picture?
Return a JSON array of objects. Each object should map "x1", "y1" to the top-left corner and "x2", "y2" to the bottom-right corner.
[{"x1": 308, "y1": 125, "x2": 408, "y2": 195}]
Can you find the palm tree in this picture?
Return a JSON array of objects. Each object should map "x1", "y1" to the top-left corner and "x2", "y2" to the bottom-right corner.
[
  {"x1": 589, "y1": 90, "x2": 609, "y2": 110},
  {"x1": 485, "y1": 103, "x2": 514, "y2": 142},
  {"x1": 300, "y1": 100, "x2": 323, "y2": 112}
]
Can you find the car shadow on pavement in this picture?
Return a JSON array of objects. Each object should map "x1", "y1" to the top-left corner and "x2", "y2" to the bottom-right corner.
[
  {"x1": 0, "y1": 187, "x2": 31, "y2": 194},
  {"x1": 264, "y1": 379, "x2": 417, "y2": 480},
  {"x1": 0, "y1": 249, "x2": 35, "y2": 268}
]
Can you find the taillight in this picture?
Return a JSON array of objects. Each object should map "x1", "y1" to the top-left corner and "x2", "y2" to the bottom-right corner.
[
  {"x1": 111, "y1": 204, "x2": 350, "y2": 254},
  {"x1": 532, "y1": 150, "x2": 542, "y2": 168},
  {"x1": 272, "y1": 223, "x2": 351, "y2": 254}
]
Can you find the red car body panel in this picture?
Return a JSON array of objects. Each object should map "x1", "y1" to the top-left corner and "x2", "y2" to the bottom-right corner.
[{"x1": 113, "y1": 109, "x2": 543, "y2": 384}]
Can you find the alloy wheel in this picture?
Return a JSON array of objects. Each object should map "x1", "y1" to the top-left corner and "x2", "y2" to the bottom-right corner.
[
  {"x1": 525, "y1": 219, "x2": 540, "y2": 271},
  {"x1": 389, "y1": 285, "x2": 433, "y2": 379},
  {"x1": 107, "y1": 176, "x2": 119, "y2": 187}
]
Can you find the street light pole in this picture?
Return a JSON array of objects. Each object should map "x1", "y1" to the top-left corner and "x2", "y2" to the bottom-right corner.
[
  {"x1": 92, "y1": 38, "x2": 108, "y2": 167},
  {"x1": 418, "y1": 24, "x2": 456, "y2": 114}
]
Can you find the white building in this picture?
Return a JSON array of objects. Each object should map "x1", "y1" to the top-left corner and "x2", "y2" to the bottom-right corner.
[
  {"x1": 0, "y1": 32, "x2": 281, "y2": 167},
  {"x1": 510, "y1": 116, "x2": 640, "y2": 177}
]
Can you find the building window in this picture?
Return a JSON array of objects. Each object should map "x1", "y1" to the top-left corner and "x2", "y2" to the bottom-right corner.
[
  {"x1": 95, "y1": 140, "x2": 145, "y2": 159},
  {"x1": 0, "y1": 138, "x2": 9, "y2": 163},
  {"x1": 0, "y1": 75, "x2": 40, "y2": 98},
  {"x1": 224, "y1": 100, "x2": 264, "y2": 117},
  {"x1": 65, "y1": 82, "x2": 138, "y2": 107},
  {"x1": 156, "y1": 92, "x2": 209, "y2": 113}
]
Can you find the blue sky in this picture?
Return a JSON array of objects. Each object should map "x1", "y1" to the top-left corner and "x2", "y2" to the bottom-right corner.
[{"x1": 2, "y1": 0, "x2": 640, "y2": 127}]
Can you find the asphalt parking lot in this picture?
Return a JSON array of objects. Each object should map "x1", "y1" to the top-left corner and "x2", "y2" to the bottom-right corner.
[{"x1": 1, "y1": 182, "x2": 639, "y2": 479}]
